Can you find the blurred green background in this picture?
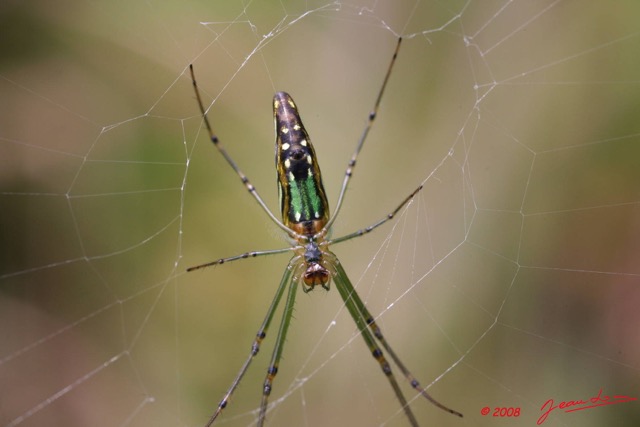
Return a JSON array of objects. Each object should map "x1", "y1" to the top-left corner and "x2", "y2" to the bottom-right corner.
[{"x1": 1, "y1": 1, "x2": 640, "y2": 426}]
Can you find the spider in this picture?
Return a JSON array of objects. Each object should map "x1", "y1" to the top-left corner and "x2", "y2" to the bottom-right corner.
[{"x1": 188, "y1": 36, "x2": 463, "y2": 426}]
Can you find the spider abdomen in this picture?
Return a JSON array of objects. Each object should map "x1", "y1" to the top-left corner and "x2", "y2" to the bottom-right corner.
[{"x1": 274, "y1": 92, "x2": 330, "y2": 236}]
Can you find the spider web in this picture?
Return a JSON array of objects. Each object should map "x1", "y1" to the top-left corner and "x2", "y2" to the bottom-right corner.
[{"x1": 2, "y1": 1, "x2": 640, "y2": 426}]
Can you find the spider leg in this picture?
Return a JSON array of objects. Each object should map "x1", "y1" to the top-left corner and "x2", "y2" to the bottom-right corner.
[
  {"x1": 205, "y1": 258, "x2": 298, "y2": 426},
  {"x1": 258, "y1": 261, "x2": 301, "y2": 426},
  {"x1": 329, "y1": 183, "x2": 424, "y2": 246},
  {"x1": 190, "y1": 65, "x2": 295, "y2": 238},
  {"x1": 331, "y1": 257, "x2": 420, "y2": 426},
  {"x1": 187, "y1": 247, "x2": 296, "y2": 272},
  {"x1": 321, "y1": 36, "x2": 403, "y2": 236},
  {"x1": 331, "y1": 259, "x2": 463, "y2": 424}
]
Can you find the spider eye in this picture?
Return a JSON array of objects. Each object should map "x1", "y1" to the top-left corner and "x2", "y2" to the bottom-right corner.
[{"x1": 302, "y1": 263, "x2": 330, "y2": 289}]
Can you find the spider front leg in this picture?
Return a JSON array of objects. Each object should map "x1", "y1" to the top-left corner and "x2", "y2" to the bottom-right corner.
[
  {"x1": 331, "y1": 259, "x2": 420, "y2": 426},
  {"x1": 331, "y1": 259, "x2": 463, "y2": 425},
  {"x1": 258, "y1": 260, "x2": 302, "y2": 425},
  {"x1": 204, "y1": 259, "x2": 297, "y2": 427}
]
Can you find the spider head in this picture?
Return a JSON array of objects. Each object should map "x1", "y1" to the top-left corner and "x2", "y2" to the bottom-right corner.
[{"x1": 301, "y1": 242, "x2": 331, "y2": 292}]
